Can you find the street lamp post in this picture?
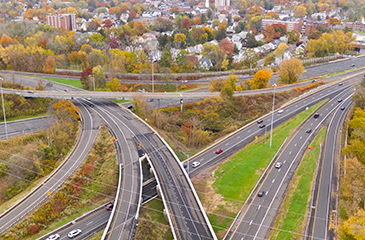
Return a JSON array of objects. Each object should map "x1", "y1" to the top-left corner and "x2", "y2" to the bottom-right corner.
[
  {"x1": 180, "y1": 150, "x2": 190, "y2": 177},
  {"x1": 270, "y1": 83, "x2": 277, "y2": 148},
  {"x1": 0, "y1": 78, "x2": 8, "y2": 140},
  {"x1": 151, "y1": 59, "x2": 154, "y2": 93},
  {"x1": 92, "y1": 73, "x2": 95, "y2": 92}
]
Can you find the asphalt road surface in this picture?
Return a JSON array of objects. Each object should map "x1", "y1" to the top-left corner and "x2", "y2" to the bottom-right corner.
[
  {"x1": 305, "y1": 93, "x2": 353, "y2": 240},
  {"x1": 0, "y1": 100, "x2": 101, "y2": 236},
  {"x1": 224, "y1": 86, "x2": 355, "y2": 240},
  {"x1": 79, "y1": 98, "x2": 142, "y2": 240},
  {"x1": 0, "y1": 116, "x2": 55, "y2": 140}
]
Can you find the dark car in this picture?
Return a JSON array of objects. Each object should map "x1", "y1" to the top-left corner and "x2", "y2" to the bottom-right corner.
[
  {"x1": 257, "y1": 119, "x2": 263, "y2": 124},
  {"x1": 259, "y1": 124, "x2": 265, "y2": 128},
  {"x1": 314, "y1": 113, "x2": 320, "y2": 118},
  {"x1": 27, "y1": 90, "x2": 34, "y2": 93},
  {"x1": 338, "y1": 99, "x2": 342, "y2": 102},
  {"x1": 339, "y1": 83, "x2": 343, "y2": 86},
  {"x1": 306, "y1": 129, "x2": 312, "y2": 133},
  {"x1": 341, "y1": 106, "x2": 345, "y2": 110},
  {"x1": 215, "y1": 149, "x2": 223, "y2": 154},
  {"x1": 183, "y1": 163, "x2": 187, "y2": 168},
  {"x1": 106, "y1": 203, "x2": 113, "y2": 211},
  {"x1": 258, "y1": 190, "x2": 265, "y2": 197},
  {"x1": 64, "y1": 89, "x2": 69, "y2": 92},
  {"x1": 351, "y1": 64, "x2": 355, "y2": 67}
]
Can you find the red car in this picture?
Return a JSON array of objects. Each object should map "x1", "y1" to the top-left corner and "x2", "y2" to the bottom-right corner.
[{"x1": 215, "y1": 149, "x2": 223, "y2": 154}]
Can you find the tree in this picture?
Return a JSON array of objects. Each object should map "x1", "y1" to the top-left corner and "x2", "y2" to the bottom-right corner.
[
  {"x1": 129, "y1": 9, "x2": 137, "y2": 19},
  {"x1": 251, "y1": 70, "x2": 271, "y2": 89},
  {"x1": 214, "y1": 26, "x2": 226, "y2": 41},
  {"x1": 157, "y1": 34, "x2": 169, "y2": 48},
  {"x1": 199, "y1": 33, "x2": 208, "y2": 44},
  {"x1": 341, "y1": 209, "x2": 365, "y2": 240},
  {"x1": 194, "y1": 17, "x2": 201, "y2": 25},
  {"x1": 171, "y1": 6, "x2": 180, "y2": 14},
  {"x1": 274, "y1": 42, "x2": 288, "y2": 59},
  {"x1": 278, "y1": 58, "x2": 304, "y2": 84},
  {"x1": 220, "y1": 74, "x2": 237, "y2": 101},
  {"x1": 133, "y1": 22, "x2": 145, "y2": 36},
  {"x1": 102, "y1": 19, "x2": 114, "y2": 28},
  {"x1": 202, "y1": 43, "x2": 224, "y2": 71},
  {"x1": 306, "y1": 39, "x2": 329, "y2": 57},
  {"x1": 219, "y1": 38, "x2": 234, "y2": 55},
  {"x1": 327, "y1": 17, "x2": 341, "y2": 29},
  {"x1": 293, "y1": 6, "x2": 307, "y2": 18},
  {"x1": 308, "y1": 29, "x2": 322, "y2": 40},
  {"x1": 176, "y1": 49, "x2": 194, "y2": 72},
  {"x1": 192, "y1": 27, "x2": 205, "y2": 44},
  {"x1": 242, "y1": 49, "x2": 259, "y2": 69},
  {"x1": 201, "y1": 14, "x2": 207, "y2": 24},
  {"x1": 246, "y1": 33, "x2": 258, "y2": 48},
  {"x1": 174, "y1": 33, "x2": 186, "y2": 48},
  {"x1": 181, "y1": 18, "x2": 191, "y2": 30},
  {"x1": 87, "y1": 20, "x2": 101, "y2": 31},
  {"x1": 106, "y1": 78, "x2": 121, "y2": 91},
  {"x1": 288, "y1": 30, "x2": 299, "y2": 44},
  {"x1": 159, "y1": 47, "x2": 172, "y2": 68},
  {"x1": 266, "y1": 12, "x2": 279, "y2": 19},
  {"x1": 80, "y1": 67, "x2": 93, "y2": 90}
]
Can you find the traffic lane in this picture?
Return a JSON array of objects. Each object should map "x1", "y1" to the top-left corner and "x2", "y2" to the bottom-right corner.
[
  {"x1": 0, "y1": 116, "x2": 55, "y2": 140},
  {"x1": 311, "y1": 98, "x2": 351, "y2": 240},
  {"x1": 53, "y1": 208, "x2": 110, "y2": 240},
  {"x1": 85, "y1": 100, "x2": 140, "y2": 240},
  {"x1": 225, "y1": 89, "x2": 353, "y2": 239},
  {"x1": 188, "y1": 85, "x2": 348, "y2": 177},
  {"x1": 142, "y1": 181, "x2": 157, "y2": 203},
  {"x1": 0, "y1": 102, "x2": 99, "y2": 234}
]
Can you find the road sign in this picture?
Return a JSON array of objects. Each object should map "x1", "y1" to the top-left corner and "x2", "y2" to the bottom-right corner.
[
  {"x1": 255, "y1": 136, "x2": 258, "y2": 139},
  {"x1": 112, "y1": 137, "x2": 115, "y2": 142},
  {"x1": 47, "y1": 191, "x2": 51, "y2": 196},
  {"x1": 308, "y1": 145, "x2": 312, "y2": 150}
]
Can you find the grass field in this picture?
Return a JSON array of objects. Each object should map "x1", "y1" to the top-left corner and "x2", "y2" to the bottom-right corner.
[
  {"x1": 111, "y1": 99, "x2": 131, "y2": 104},
  {"x1": 41, "y1": 77, "x2": 84, "y2": 89},
  {"x1": 212, "y1": 99, "x2": 328, "y2": 203},
  {"x1": 320, "y1": 66, "x2": 365, "y2": 79},
  {"x1": 0, "y1": 112, "x2": 50, "y2": 123},
  {"x1": 134, "y1": 198, "x2": 173, "y2": 240},
  {"x1": 270, "y1": 127, "x2": 326, "y2": 240}
]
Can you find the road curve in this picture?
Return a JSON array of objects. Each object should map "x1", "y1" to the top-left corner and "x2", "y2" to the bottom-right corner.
[{"x1": 0, "y1": 100, "x2": 101, "y2": 235}]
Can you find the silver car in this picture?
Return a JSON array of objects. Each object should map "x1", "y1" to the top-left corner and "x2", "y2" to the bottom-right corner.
[
  {"x1": 192, "y1": 161, "x2": 200, "y2": 168},
  {"x1": 68, "y1": 229, "x2": 82, "y2": 238},
  {"x1": 275, "y1": 162, "x2": 282, "y2": 169},
  {"x1": 46, "y1": 234, "x2": 60, "y2": 240}
]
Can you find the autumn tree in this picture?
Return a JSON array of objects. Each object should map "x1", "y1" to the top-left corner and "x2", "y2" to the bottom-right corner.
[
  {"x1": 159, "y1": 47, "x2": 172, "y2": 68},
  {"x1": 133, "y1": 22, "x2": 145, "y2": 36},
  {"x1": 219, "y1": 38, "x2": 234, "y2": 55},
  {"x1": 288, "y1": 30, "x2": 300, "y2": 44},
  {"x1": 242, "y1": 49, "x2": 259, "y2": 69},
  {"x1": 102, "y1": 19, "x2": 114, "y2": 28},
  {"x1": 293, "y1": 6, "x2": 307, "y2": 18},
  {"x1": 80, "y1": 67, "x2": 93, "y2": 90},
  {"x1": 129, "y1": 9, "x2": 137, "y2": 19},
  {"x1": 308, "y1": 29, "x2": 322, "y2": 40},
  {"x1": 194, "y1": 17, "x2": 201, "y2": 25},
  {"x1": 106, "y1": 78, "x2": 121, "y2": 91},
  {"x1": 274, "y1": 42, "x2": 288, "y2": 59},
  {"x1": 202, "y1": 43, "x2": 224, "y2": 71},
  {"x1": 278, "y1": 58, "x2": 304, "y2": 84},
  {"x1": 340, "y1": 209, "x2": 365, "y2": 240},
  {"x1": 171, "y1": 6, "x2": 180, "y2": 14},
  {"x1": 181, "y1": 18, "x2": 191, "y2": 30},
  {"x1": 53, "y1": 99, "x2": 79, "y2": 121},
  {"x1": 250, "y1": 70, "x2": 271, "y2": 89},
  {"x1": 220, "y1": 74, "x2": 237, "y2": 102},
  {"x1": 192, "y1": 27, "x2": 205, "y2": 44},
  {"x1": 174, "y1": 33, "x2": 186, "y2": 48}
]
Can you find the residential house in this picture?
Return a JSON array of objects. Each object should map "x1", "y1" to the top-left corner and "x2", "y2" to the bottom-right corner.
[{"x1": 199, "y1": 58, "x2": 213, "y2": 70}]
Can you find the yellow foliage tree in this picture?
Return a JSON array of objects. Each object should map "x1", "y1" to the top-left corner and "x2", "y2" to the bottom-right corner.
[
  {"x1": 251, "y1": 70, "x2": 271, "y2": 89},
  {"x1": 278, "y1": 58, "x2": 304, "y2": 84},
  {"x1": 53, "y1": 99, "x2": 79, "y2": 121},
  {"x1": 106, "y1": 78, "x2": 121, "y2": 92},
  {"x1": 340, "y1": 209, "x2": 365, "y2": 240}
]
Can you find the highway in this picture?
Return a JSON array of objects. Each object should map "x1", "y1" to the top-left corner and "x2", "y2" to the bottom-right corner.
[
  {"x1": 78, "y1": 98, "x2": 142, "y2": 240},
  {"x1": 0, "y1": 100, "x2": 101, "y2": 236},
  {"x1": 223, "y1": 87, "x2": 355, "y2": 240},
  {"x1": 0, "y1": 115, "x2": 55, "y2": 140},
  {"x1": 85, "y1": 99, "x2": 217, "y2": 240},
  {"x1": 305, "y1": 92, "x2": 354, "y2": 239}
]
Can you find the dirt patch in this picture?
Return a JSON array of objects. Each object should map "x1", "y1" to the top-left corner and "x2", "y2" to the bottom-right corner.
[{"x1": 255, "y1": 167, "x2": 266, "y2": 176}]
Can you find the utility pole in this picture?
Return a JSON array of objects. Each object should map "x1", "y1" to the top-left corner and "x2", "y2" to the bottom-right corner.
[
  {"x1": 270, "y1": 84, "x2": 277, "y2": 148},
  {"x1": 0, "y1": 78, "x2": 8, "y2": 140}
]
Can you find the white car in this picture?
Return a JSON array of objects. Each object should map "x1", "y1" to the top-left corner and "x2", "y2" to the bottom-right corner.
[
  {"x1": 278, "y1": 109, "x2": 284, "y2": 114},
  {"x1": 68, "y1": 229, "x2": 82, "y2": 238},
  {"x1": 275, "y1": 162, "x2": 282, "y2": 169},
  {"x1": 46, "y1": 234, "x2": 60, "y2": 240},
  {"x1": 192, "y1": 161, "x2": 200, "y2": 168}
]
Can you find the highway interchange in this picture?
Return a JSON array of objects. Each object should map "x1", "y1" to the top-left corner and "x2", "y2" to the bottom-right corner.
[{"x1": 0, "y1": 57, "x2": 363, "y2": 240}]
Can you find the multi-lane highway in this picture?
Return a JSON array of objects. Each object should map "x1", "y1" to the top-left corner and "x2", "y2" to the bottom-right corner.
[
  {"x1": 305, "y1": 92, "x2": 354, "y2": 240},
  {"x1": 0, "y1": 115, "x2": 55, "y2": 140},
  {"x1": 0, "y1": 100, "x2": 101, "y2": 236}
]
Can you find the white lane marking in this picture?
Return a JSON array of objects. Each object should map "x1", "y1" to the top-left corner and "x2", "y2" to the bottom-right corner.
[
  {"x1": 87, "y1": 221, "x2": 93, "y2": 226},
  {"x1": 283, "y1": 160, "x2": 286, "y2": 163},
  {"x1": 311, "y1": 123, "x2": 313, "y2": 126},
  {"x1": 272, "y1": 179, "x2": 275, "y2": 183},
  {"x1": 289, "y1": 151, "x2": 292, "y2": 155},
  {"x1": 265, "y1": 191, "x2": 268, "y2": 195},
  {"x1": 249, "y1": 220, "x2": 253, "y2": 225},
  {"x1": 226, "y1": 143, "x2": 229, "y2": 146},
  {"x1": 300, "y1": 136, "x2": 302, "y2": 139},
  {"x1": 237, "y1": 136, "x2": 240, "y2": 139},
  {"x1": 278, "y1": 168, "x2": 281, "y2": 172},
  {"x1": 326, "y1": 108, "x2": 328, "y2": 111},
  {"x1": 294, "y1": 143, "x2": 297, "y2": 146},
  {"x1": 258, "y1": 205, "x2": 261, "y2": 210}
]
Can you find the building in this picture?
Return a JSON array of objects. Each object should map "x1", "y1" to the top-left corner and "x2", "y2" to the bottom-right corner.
[
  {"x1": 47, "y1": 14, "x2": 76, "y2": 31},
  {"x1": 215, "y1": 0, "x2": 230, "y2": 11},
  {"x1": 304, "y1": 21, "x2": 330, "y2": 35},
  {"x1": 262, "y1": 18, "x2": 303, "y2": 32},
  {"x1": 345, "y1": 22, "x2": 365, "y2": 32}
]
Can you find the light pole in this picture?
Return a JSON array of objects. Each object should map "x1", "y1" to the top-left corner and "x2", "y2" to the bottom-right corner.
[
  {"x1": 270, "y1": 83, "x2": 277, "y2": 148},
  {"x1": 151, "y1": 59, "x2": 155, "y2": 93},
  {"x1": 180, "y1": 150, "x2": 190, "y2": 177},
  {"x1": 92, "y1": 73, "x2": 95, "y2": 92},
  {"x1": 0, "y1": 78, "x2": 8, "y2": 140}
]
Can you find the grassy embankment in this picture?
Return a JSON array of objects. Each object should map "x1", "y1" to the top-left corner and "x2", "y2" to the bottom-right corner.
[
  {"x1": 270, "y1": 127, "x2": 327, "y2": 239},
  {"x1": 134, "y1": 198, "x2": 173, "y2": 240},
  {"x1": 192, "y1": 99, "x2": 327, "y2": 239},
  {"x1": 41, "y1": 77, "x2": 84, "y2": 89},
  {"x1": 2, "y1": 125, "x2": 118, "y2": 240}
]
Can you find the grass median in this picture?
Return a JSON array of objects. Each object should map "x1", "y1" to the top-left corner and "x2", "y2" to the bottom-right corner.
[
  {"x1": 270, "y1": 127, "x2": 326, "y2": 240},
  {"x1": 41, "y1": 77, "x2": 84, "y2": 89},
  {"x1": 202, "y1": 99, "x2": 327, "y2": 238}
]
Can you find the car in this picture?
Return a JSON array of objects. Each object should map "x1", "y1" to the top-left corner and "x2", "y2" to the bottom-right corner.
[
  {"x1": 183, "y1": 163, "x2": 187, "y2": 168},
  {"x1": 215, "y1": 148, "x2": 223, "y2": 154},
  {"x1": 306, "y1": 129, "x2": 312, "y2": 133},
  {"x1": 46, "y1": 234, "x2": 60, "y2": 240},
  {"x1": 68, "y1": 229, "x2": 82, "y2": 238},
  {"x1": 338, "y1": 99, "x2": 342, "y2": 102},
  {"x1": 314, "y1": 113, "x2": 320, "y2": 118},
  {"x1": 257, "y1": 119, "x2": 263, "y2": 124},
  {"x1": 27, "y1": 90, "x2": 34, "y2": 93},
  {"x1": 341, "y1": 106, "x2": 345, "y2": 110},
  {"x1": 147, "y1": 99, "x2": 154, "y2": 102},
  {"x1": 192, "y1": 161, "x2": 200, "y2": 168},
  {"x1": 339, "y1": 83, "x2": 343, "y2": 86},
  {"x1": 312, "y1": 79, "x2": 316, "y2": 83},
  {"x1": 259, "y1": 124, "x2": 265, "y2": 128},
  {"x1": 86, "y1": 98, "x2": 91, "y2": 101},
  {"x1": 106, "y1": 203, "x2": 113, "y2": 210},
  {"x1": 278, "y1": 109, "x2": 284, "y2": 114},
  {"x1": 64, "y1": 89, "x2": 69, "y2": 92},
  {"x1": 351, "y1": 64, "x2": 355, "y2": 67},
  {"x1": 257, "y1": 190, "x2": 265, "y2": 197},
  {"x1": 275, "y1": 162, "x2": 282, "y2": 169}
]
